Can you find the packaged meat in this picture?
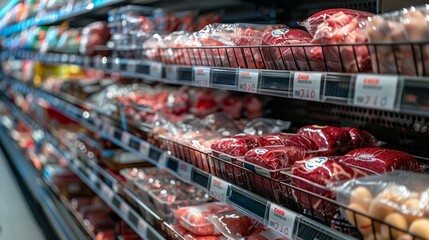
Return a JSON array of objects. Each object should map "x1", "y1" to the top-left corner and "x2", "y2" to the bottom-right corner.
[
  {"x1": 80, "y1": 21, "x2": 111, "y2": 56},
  {"x1": 209, "y1": 210, "x2": 256, "y2": 239},
  {"x1": 263, "y1": 133, "x2": 318, "y2": 151},
  {"x1": 248, "y1": 227, "x2": 288, "y2": 240},
  {"x1": 335, "y1": 171, "x2": 429, "y2": 238},
  {"x1": 343, "y1": 127, "x2": 378, "y2": 149},
  {"x1": 297, "y1": 125, "x2": 351, "y2": 155},
  {"x1": 243, "y1": 118, "x2": 291, "y2": 136},
  {"x1": 291, "y1": 156, "x2": 367, "y2": 213},
  {"x1": 340, "y1": 148, "x2": 420, "y2": 174},
  {"x1": 184, "y1": 233, "x2": 227, "y2": 240},
  {"x1": 174, "y1": 202, "x2": 235, "y2": 236},
  {"x1": 211, "y1": 135, "x2": 271, "y2": 159},
  {"x1": 261, "y1": 28, "x2": 314, "y2": 71}
]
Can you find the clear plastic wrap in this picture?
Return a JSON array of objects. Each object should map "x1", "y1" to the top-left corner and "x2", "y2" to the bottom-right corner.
[
  {"x1": 79, "y1": 21, "x2": 110, "y2": 56},
  {"x1": 297, "y1": 125, "x2": 351, "y2": 155},
  {"x1": 247, "y1": 227, "x2": 288, "y2": 240},
  {"x1": 334, "y1": 171, "x2": 429, "y2": 239},
  {"x1": 343, "y1": 127, "x2": 378, "y2": 149},
  {"x1": 243, "y1": 118, "x2": 291, "y2": 136},
  {"x1": 211, "y1": 135, "x2": 271, "y2": 158},
  {"x1": 339, "y1": 148, "x2": 420, "y2": 174},
  {"x1": 263, "y1": 133, "x2": 318, "y2": 151},
  {"x1": 208, "y1": 210, "x2": 256, "y2": 239}
]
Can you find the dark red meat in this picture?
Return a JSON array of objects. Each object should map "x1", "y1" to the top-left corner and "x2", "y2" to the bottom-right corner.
[
  {"x1": 292, "y1": 156, "x2": 366, "y2": 213},
  {"x1": 263, "y1": 133, "x2": 318, "y2": 150},
  {"x1": 212, "y1": 210, "x2": 256, "y2": 238},
  {"x1": 211, "y1": 135, "x2": 271, "y2": 157},
  {"x1": 343, "y1": 127, "x2": 378, "y2": 149},
  {"x1": 184, "y1": 233, "x2": 226, "y2": 240},
  {"x1": 340, "y1": 148, "x2": 420, "y2": 174},
  {"x1": 261, "y1": 28, "x2": 314, "y2": 71},
  {"x1": 297, "y1": 125, "x2": 351, "y2": 155}
]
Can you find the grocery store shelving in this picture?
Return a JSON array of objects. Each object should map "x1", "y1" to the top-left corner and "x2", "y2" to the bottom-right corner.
[
  {"x1": 4, "y1": 50, "x2": 429, "y2": 118},
  {"x1": 1, "y1": 74, "x2": 356, "y2": 240},
  {"x1": 0, "y1": 116, "x2": 89, "y2": 240}
]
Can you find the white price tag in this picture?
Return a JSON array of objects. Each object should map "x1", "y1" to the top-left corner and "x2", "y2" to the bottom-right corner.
[
  {"x1": 209, "y1": 176, "x2": 229, "y2": 202},
  {"x1": 177, "y1": 162, "x2": 192, "y2": 183},
  {"x1": 121, "y1": 132, "x2": 131, "y2": 145},
  {"x1": 138, "y1": 219, "x2": 148, "y2": 237},
  {"x1": 166, "y1": 65, "x2": 178, "y2": 82},
  {"x1": 158, "y1": 152, "x2": 168, "y2": 167},
  {"x1": 139, "y1": 141, "x2": 150, "y2": 159},
  {"x1": 127, "y1": 60, "x2": 137, "y2": 73},
  {"x1": 120, "y1": 202, "x2": 130, "y2": 215},
  {"x1": 101, "y1": 183, "x2": 114, "y2": 200},
  {"x1": 238, "y1": 69, "x2": 259, "y2": 93},
  {"x1": 150, "y1": 62, "x2": 162, "y2": 79},
  {"x1": 193, "y1": 67, "x2": 210, "y2": 87},
  {"x1": 354, "y1": 74, "x2": 399, "y2": 110},
  {"x1": 293, "y1": 72, "x2": 322, "y2": 101},
  {"x1": 268, "y1": 203, "x2": 297, "y2": 238}
]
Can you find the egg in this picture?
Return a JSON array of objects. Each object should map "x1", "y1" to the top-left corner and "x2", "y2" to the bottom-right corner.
[
  {"x1": 380, "y1": 213, "x2": 408, "y2": 239},
  {"x1": 409, "y1": 219, "x2": 429, "y2": 240},
  {"x1": 403, "y1": 198, "x2": 422, "y2": 224},
  {"x1": 350, "y1": 186, "x2": 373, "y2": 209},
  {"x1": 346, "y1": 203, "x2": 374, "y2": 236},
  {"x1": 368, "y1": 199, "x2": 395, "y2": 231},
  {"x1": 364, "y1": 233, "x2": 384, "y2": 240}
]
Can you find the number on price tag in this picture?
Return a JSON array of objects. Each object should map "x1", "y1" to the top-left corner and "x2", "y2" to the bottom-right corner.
[
  {"x1": 139, "y1": 141, "x2": 150, "y2": 159},
  {"x1": 209, "y1": 176, "x2": 229, "y2": 202},
  {"x1": 293, "y1": 72, "x2": 322, "y2": 101},
  {"x1": 193, "y1": 67, "x2": 210, "y2": 87},
  {"x1": 101, "y1": 183, "x2": 114, "y2": 200},
  {"x1": 127, "y1": 60, "x2": 137, "y2": 73},
  {"x1": 238, "y1": 69, "x2": 259, "y2": 93},
  {"x1": 121, "y1": 132, "x2": 131, "y2": 145},
  {"x1": 268, "y1": 203, "x2": 297, "y2": 238},
  {"x1": 177, "y1": 162, "x2": 192, "y2": 183},
  {"x1": 354, "y1": 74, "x2": 399, "y2": 110},
  {"x1": 150, "y1": 62, "x2": 162, "y2": 79},
  {"x1": 120, "y1": 202, "x2": 130, "y2": 215},
  {"x1": 166, "y1": 65, "x2": 178, "y2": 82}
]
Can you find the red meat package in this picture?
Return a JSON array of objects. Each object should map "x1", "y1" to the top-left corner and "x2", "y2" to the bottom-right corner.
[
  {"x1": 248, "y1": 227, "x2": 288, "y2": 240},
  {"x1": 342, "y1": 127, "x2": 378, "y2": 149},
  {"x1": 211, "y1": 135, "x2": 271, "y2": 158},
  {"x1": 261, "y1": 28, "x2": 314, "y2": 71},
  {"x1": 184, "y1": 233, "x2": 227, "y2": 240},
  {"x1": 175, "y1": 202, "x2": 235, "y2": 236},
  {"x1": 263, "y1": 133, "x2": 318, "y2": 150},
  {"x1": 340, "y1": 147, "x2": 420, "y2": 174},
  {"x1": 297, "y1": 125, "x2": 351, "y2": 155},
  {"x1": 291, "y1": 156, "x2": 367, "y2": 213},
  {"x1": 209, "y1": 210, "x2": 256, "y2": 239}
]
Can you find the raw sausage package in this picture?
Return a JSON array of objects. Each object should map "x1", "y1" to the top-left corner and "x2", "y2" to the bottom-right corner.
[{"x1": 334, "y1": 171, "x2": 429, "y2": 239}]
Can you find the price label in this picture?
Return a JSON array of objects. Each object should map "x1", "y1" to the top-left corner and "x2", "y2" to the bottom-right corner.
[
  {"x1": 138, "y1": 219, "x2": 148, "y2": 237},
  {"x1": 127, "y1": 60, "x2": 137, "y2": 73},
  {"x1": 121, "y1": 132, "x2": 131, "y2": 145},
  {"x1": 293, "y1": 72, "x2": 322, "y2": 101},
  {"x1": 238, "y1": 69, "x2": 259, "y2": 93},
  {"x1": 177, "y1": 162, "x2": 192, "y2": 183},
  {"x1": 120, "y1": 202, "x2": 130, "y2": 215},
  {"x1": 193, "y1": 67, "x2": 210, "y2": 87},
  {"x1": 139, "y1": 141, "x2": 150, "y2": 159},
  {"x1": 150, "y1": 62, "x2": 162, "y2": 79},
  {"x1": 158, "y1": 152, "x2": 168, "y2": 167},
  {"x1": 268, "y1": 203, "x2": 297, "y2": 238},
  {"x1": 166, "y1": 65, "x2": 178, "y2": 82},
  {"x1": 209, "y1": 176, "x2": 229, "y2": 202},
  {"x1": 101, "y1": 183, "x2": 114, "y2": 200},
  {"x1": 354, "y1": 74, "x2": 399, "y2": 110}
]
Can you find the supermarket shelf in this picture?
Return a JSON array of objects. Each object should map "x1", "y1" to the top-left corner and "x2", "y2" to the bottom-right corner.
[
  {"x1": 0, "y1": 120, "x2": 89, "y2": 240},
  {"x1": 0, "y1": 95, "x2": 166, "y2": 240},
  {"x1": 1, "y1": 76, "x2": 355, "y2": 240},
  {"x1": 4, "y1": 50, "x2": 429, "y2": 118}
]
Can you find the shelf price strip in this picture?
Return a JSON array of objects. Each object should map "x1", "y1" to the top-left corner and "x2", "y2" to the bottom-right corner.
[
  {"x1": 267, "y1": 203, "x2": 297, "y2": 238},
  {"x1": 150, "y1": 62, "x2": 163, "y2": 79},
  {"x1": 238, "y1": 69, "x2": 259, "y2": 93},
  {"x1": 353, "y1": 74, "x2": 399, "y2": 110},
  {"x1": 165, "y1": 65, "x2": 178, "y2": 82},
  {"x1": 193, "y1": 67, "x2": 211, "y2": 87},
  {"x1": 209, "y1": 176, "x2": 230, "y2": 202},
  {"x1": 292, "y1": 72, "x2": 322, "y2": 101}
]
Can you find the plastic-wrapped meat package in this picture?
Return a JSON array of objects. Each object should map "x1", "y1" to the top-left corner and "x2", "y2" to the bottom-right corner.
[
  {"x1": 209, "y1": 210, "x2": 256, "y2": 239},
  {"x1": 165, "y1": 87, "x2": 190, "y2": 115},
  {"x1": 190, "y1": 89, "x2": 218, "y2": 118},
  {"x1": 263, "y1": 133, "x2": 318, "y2": 151},
  {"x1": 174, "y1": 202, "x2": 234, "y2": 236},
  {"x1": 247, "y1": 227, "x2": 288, "y2": 240},
  {"x1": 202, "y1": 113, "x2": 242, "y2": 137},
  {"x1": 244, "y1": 118, "x2": 291, "y2": 136},
  {"x1": 340, "y1": 148, "x2": 420, "y2": 174},
  {"x1": 300, "y1": 9, "x2": 373, "y2": 73},
  {"x1": 184, "y1": 233, "x2": 227, "y2": 240},
  {"x1": 219, "y1": 96, "x2": 243, "y2": 119},
  {"x1": 79, "y1": 21, "x2": 111, "y2": 56},
  {"x1": 261, "y1": 28, "x2": 315, "y2": 71},
  {"x1": 297, "y1": 125, "x2": 351, "y2": 155},
  {"x1": 243, "y1": 95, "x2": 263, "y2": 120},
  {"x1": 342, "y1": 127, "x2": 378, "y2": 149},
  {"x1": 143, "y1": 33, "x2": 166, "y2": 61},
  {"x1": 291, "y1": 156, "x2": 367, "y2": 216},
  {"x1": 165, "y1": 32, "x2": 203, "y2": 65}
]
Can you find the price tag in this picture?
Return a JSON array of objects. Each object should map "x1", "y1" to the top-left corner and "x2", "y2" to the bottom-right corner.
[
  {"x1": 101, "y1": 183, "x2": 114, "y2": 200},
  {"x1": 158, "y1": 152, "x2": 168, "y2": 167},
  {"x1": 139, "y1": 141, "x2": 150, "y2": 159},
  {"x1": 166, "y1": 65, "x2": 178, "y2": 82},
  {"x1": 293, "y1": 72, "x2": 322, "y2": 101},
  {"x1": 120, "y1": 202, "x2": 130, "y2": 215},
  {"x1": 353, "y1": 74, "x2": 399, "y2": 110},
  {"x1": 127, "y1": 60, "x2": 137, "y2": 73},
  {"x1": 209, "y1": 176, "x2": 229, "y2": 202},
  {"x1": 150, "y1": 62, "x2": 162, "y2": 79},
  {"x1": 138, "y1": 219, "x2": 148, "y2": 237},
  {"x1": 177, "y1": 162, "x2": 192, "y2": 183},
  {"x1": 238, "y1": 69, "x2": 259, "y2": 93},
  {"x1": 121, "y1": 132, "x2": 131, "y2": 146},
  {"x1": 268, "y1": 203, "x2": 297, "y2": 238},
  {"x1": 193, "y1": 67, "x2": 210, "y2": 87}
]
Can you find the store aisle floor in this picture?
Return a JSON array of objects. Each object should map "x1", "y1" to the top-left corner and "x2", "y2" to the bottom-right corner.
[{"x1": 0, "y1": 151, "x2": 45, "y2": 240}]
